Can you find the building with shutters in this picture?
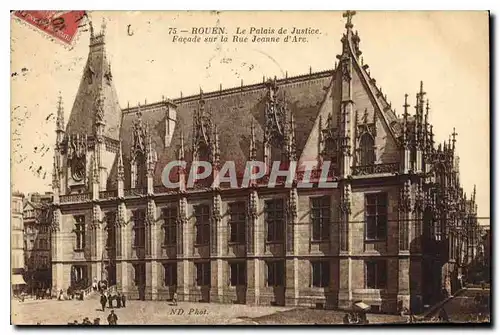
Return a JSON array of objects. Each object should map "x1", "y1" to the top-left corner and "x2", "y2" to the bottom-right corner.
[
  {"x1": 11, "y1": 191, "x2": 26, "y2": 295},
  {"x1": 50, "y1": 12, "x2": 479, "y2": 313},
  {"x1": 23, "y1": 192, "x2": 53, "y2": 293}
]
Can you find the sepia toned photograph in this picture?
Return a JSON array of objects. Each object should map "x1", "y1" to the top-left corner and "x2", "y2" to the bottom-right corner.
[{"x1": 10, "y1": 10, "x2": 490, "y2": 325}]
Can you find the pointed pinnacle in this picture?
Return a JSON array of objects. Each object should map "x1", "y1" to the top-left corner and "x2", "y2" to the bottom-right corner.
[
  {"x1": 178, "y1": 128, "x2": 185, "y2": 160},
  {"x1": 101, "y1": 18, "x2": 107, "y2": 35},
  {"x1": 118, "y1": 141, "x2": 124, "y2": 166}
]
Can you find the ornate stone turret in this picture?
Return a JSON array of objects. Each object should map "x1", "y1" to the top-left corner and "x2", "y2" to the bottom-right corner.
[
  {"x1": 401, "y1": 94, "x2": 411, "y2": 173},
  {"x1": 91, "y1": 153, "x2": 100, "y2": 200},
  {"x1": 146, "y1": 130, "x2": 157, "y2": 195},
  {"x1": 56, "y1": 93, "x2": 65, "y2": 146},
  {"x1": 53, "y1": 94, "x2": 64, "y2": 196},
  {"x1": 117, "y1": 141, "x2": 124, "y2": 198},
  {"x1": 414, "y1": 82, "x2": 425, "y2": 173},
  {"x1": 130, "y1": 105, "x2": 148, "y2": 188},
  {"x1": 52, "y1": 152, "x2": 60, "y2": 204},
  {"x1": 264, "y1": 77, "x2": 292, "y2": 172},
  {"x1": 249, "y1": 120, "x2": 257, "y2": 161}
]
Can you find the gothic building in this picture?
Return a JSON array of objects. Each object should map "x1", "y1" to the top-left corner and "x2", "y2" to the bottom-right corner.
[
  {"x1": 50, "y1": 13, "x2": 479, "y2": 313},
  {"x1": 23, "y1": 192, "x2": 53, "y2": 292}
]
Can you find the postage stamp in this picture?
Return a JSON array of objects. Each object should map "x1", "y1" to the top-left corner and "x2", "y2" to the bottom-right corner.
[{"x1": 12, "y1": 10, "x2": 86, "y2": 47}]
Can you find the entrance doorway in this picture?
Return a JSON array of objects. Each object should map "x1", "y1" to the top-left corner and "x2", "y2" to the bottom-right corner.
[{"x1": 134, "y1": 263, "x2": 146, "y2": 300}]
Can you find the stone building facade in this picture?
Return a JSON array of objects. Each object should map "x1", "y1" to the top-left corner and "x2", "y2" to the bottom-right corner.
[
  {"x1": 12, "y1": 192, "x2": 26, "y2": 294},
  {"x1": 50, "y1": 12, "x2": 478, "y2": 313},
  {"x1": 23, "y1": 192, "x2": 53, "y2": 292}
]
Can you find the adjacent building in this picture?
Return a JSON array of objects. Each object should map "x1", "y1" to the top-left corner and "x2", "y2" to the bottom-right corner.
[
  {"x1": 11, "y1": 191, "x2": 26, "y2": 295},
  {"x1": 50, "y1": 12, "x2": 479, "y2": 313},
  {"x1": 23, "y1": 192, "x2": 53, "y2": 292}
]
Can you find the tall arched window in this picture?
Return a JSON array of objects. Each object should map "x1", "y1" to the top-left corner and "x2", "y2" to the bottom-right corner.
[
  {"x1": 359, "y1": 133, "x2": 375, "y2": 166},
  {"x1": 135, "y1": 152, "x2": 147, "y2": 189}
]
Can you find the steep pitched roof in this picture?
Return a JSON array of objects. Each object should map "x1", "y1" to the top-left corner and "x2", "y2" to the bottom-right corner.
[
  {"x1": 116, "y1": 71, "x2": 332, "y2": 187},
  {"x1": 65, "y1": 27, "x2": 122, "y2": 140},
  {"x1": 110, "y1": 14, "x2": 406, "y2": 188}
]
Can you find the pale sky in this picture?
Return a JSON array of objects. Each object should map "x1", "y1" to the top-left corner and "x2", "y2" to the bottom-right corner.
[{"x1": 10, "y1": 11, "x2": 489, "y2": 220}]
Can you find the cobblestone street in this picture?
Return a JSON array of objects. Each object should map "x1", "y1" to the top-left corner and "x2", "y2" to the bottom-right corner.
[
  {"x1": 11, "y1": 297, "x2": 294, "y2": 325},
  {"x1": 12, "y1": 296, "x2": 410, "y2": 325}
]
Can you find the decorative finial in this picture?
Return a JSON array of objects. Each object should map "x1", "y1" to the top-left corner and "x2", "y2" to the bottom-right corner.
[
  {"x1": 452, "y1": 127, "x2": 458, "y2": 151},
  {"x1": 342, "y1": 10, "x2": 356, "y2": 29},
  {"x1": 101, "y1": 18, "x2": 107, "y2": 35},
  {"x1": 89, "y1": 20, "x2": 94, "y2": 39}
]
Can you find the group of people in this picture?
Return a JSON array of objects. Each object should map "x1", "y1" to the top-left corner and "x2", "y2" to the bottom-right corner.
[
  {"x1": 34, "y1": 288, "x2": 51, "y2": 300},
  {"x1": 67, "y1": 310, "x2": 118, "y2": 326},
  {"x1": 343, "y1": 312, "x2": 369, "y2": 324},
  {"x1": 100, "y1": 291, "x2": 126, "y2": 311}
]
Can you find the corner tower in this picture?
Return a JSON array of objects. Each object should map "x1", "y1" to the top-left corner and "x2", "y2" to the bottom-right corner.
[{"x1": 60, "y1": 20, "x2": 122, "y2": 194}]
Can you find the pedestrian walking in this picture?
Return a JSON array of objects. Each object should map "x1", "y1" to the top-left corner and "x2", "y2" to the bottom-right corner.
[
  {"x1": 121, "y1": 293, "x2": 126, "y2": 308},
  {"x1": 100, "y1": 293, "x2": 107, "y2": 312},
  {"x1": 117, "y1": 293, "x2": 122, "y2": 308},
  {"x1": 93, "y1": 318, "x2": 101, "y2": 325},
  {"x1": 108, "y1": 293, "x2": 113, "y2": 308},
  {"x1": 172, "y1": 291, "x2": 178, "y2": 306},
  {"x1": 107, "y1": 310, "x2": 118, "y2": 325}
]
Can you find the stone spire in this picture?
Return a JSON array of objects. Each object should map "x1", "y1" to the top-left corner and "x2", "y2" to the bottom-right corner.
[
  {"x1": 402, "y1": 94, "x2": 409, "y2": 147},
  {"x1": 65, "y1": 17, "x2": 122, "y2": 141},
  {"x1": 249, "y1": 120, "x2": 257, "y2": 161},
  {"x1": 56, "y1": 92, "x2": 65, "y2": 144},
  {"x1": 452, "y1": 127, "x2": 458, "y2": 153},
  {"x1": 146, "y1": 129, "x2": 156, "y2": 174},
  {"x1": 117, "y1": 141, "x2": 124, "y2": 181},
  {"x1": 178, "y1": 128, "x2": 185, "y2": 161}
]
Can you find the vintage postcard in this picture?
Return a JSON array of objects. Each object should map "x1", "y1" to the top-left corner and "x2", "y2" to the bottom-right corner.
[{"x1": 10, "y1": 10, "x2": 490, "y2": 325}]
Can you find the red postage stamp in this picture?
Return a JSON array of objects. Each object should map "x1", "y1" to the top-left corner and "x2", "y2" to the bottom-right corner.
[{"x1": 12, "y1": 10, "x2": 86, "y2": 47}]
